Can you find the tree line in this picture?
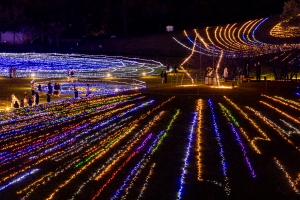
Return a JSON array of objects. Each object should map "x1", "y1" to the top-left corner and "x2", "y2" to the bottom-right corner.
[{"x1": 0, "y1": 0, "x2": 286, "y2": 46}]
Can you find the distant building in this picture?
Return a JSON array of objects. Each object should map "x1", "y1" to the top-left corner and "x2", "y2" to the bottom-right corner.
[{"x1": 1, "y1": 32, "x2": 24, "y2": 45}]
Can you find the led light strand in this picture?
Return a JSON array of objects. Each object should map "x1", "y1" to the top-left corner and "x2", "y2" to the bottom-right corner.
[
  {"x1": 136, "y1": 163, "x2": 156, "y2": 200},
  {"x1": 224, "y1": 96, "x2": 270, "y2": 154},
  {"x1": 246, "y1": 106, "x2": 300, "y2": 152},
  {"x1": 274, "y1": 157, "x2": 300, "y2": 194},
  {"x1": 177, "y1": 112, "x2": 197, "y2": 199},
  {"x1": 196, "y1": 99, "x2": 203, "y2": 181},
  {"x1": 219, "y1": 103, "x2": 256, "y2": 178},
  {"x1": 260, "y1": 100, "x2": 300, "y2": 124},
  {"x1": 208, "y1": 99, "x2": 230, "y2": 195}
]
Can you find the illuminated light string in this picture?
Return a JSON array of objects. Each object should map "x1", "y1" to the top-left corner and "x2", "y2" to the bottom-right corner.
[
  {"x1": 274, "y1": 95, "x2": 300, "y2": 108},
  {"x1": 0, "y1": 94, "x2": 139, "y2": 144},
  {"x1": 280, "y1": 119, "x2": 300, "y2": 136},
  {"x1": 68, "y1": 114, "x2": 163, "y2": 200},
  {"x1": 0, "y1": 169, "x2": 39, "y2": 191},
  {"x1": 270, "y1": 14, "x2": 300, "y2": 38},
  {"x1": 0, "y1": 123, "x2": 89, "y2": 183},
  {"x1": 91, "y1": 133, "x2": 154, "y2": 200},
  {"x1": 118, "y1": 108, "x2": 179, "y2": 200},
  {"x1": 54, "y1": 117, "x2": 133, "y2": 162},
  {"x1": 136, "y1": 163, "x2": 156, "y2": 200},
  {"x1": 274, "y1": 157, "x2": 300, "y2": 194},
  {"x1": 262, "y1": 94, "x2": 300, "y2": 114},
  {"x1": 0, "y1": 98, "x2": 139, "y2": 178},
  {"x1": 177, "y1": 112, "x2": 197, "y2": 200},
  {"x1": 43, "y1": 100, "x2": 157, "y2": 199},
  {"x1": 114, "y1": 159, "x2": 150, "y2": 200},
  {"x1": 1, "y1": 94, "x2": 139, "y2": 130},
  {"x1": 0, "y1": 53, "x2": 163, "y2": 78},
  {"x1": 175, "y1": 17, "x2": 300, "y2": 59},
  {"x1": 215, "y1": 50, "x2": 224, "y2": 87},
  {"x1": 246, "y1": 106, "x2": 300, "y2": 152},
  {"x1": 0, "y1": 94, "x2": 137, "y2": 138},
  {"x1": 90, "y1": 108, "x2": 179, "y2": 200},
  {"x1": 20, "y1": 123, "x2": 137, "y2": 198},
  {"x1": 112, "y1": 109, "x2": 181, "y2": 199},
  {"x1": 259, "y1": 101, "x2": 300, "y2": 124},
  {"x1": 38, "y1": 80, "x2": 146, "y2": 95},
  {"x1": 9, "y1": 95, "x2": 173, "y2": 198},
  {"x1": 219, "y1": 103, "x2": 256, "y2": 178},
  {"x1": 93, "y1": 111, "x2": 164, "y2": 181},
  {"x1": 46, "y1": 127, "x2": 142, "y2": 200},
  {"x1": 62, "y1": 98, "x2": 175, "y2": 200},
  {"x1": 208, "y1": 99, "x2": 230, "y2": 195},
  {"x1": 196, "y1": 99, "x2": 203, "y2": 181},
  {"x1": 224, "y1": 96, "x2": 270, "y2": 154},
  {"x1": 10, "y1": 97, "x2": 151, "y2": 197},
  {"x1": 151, "y1": 109, "x2": 180, "y2": 154},
  {"x1": 179, "y1": 30, "x2": 197, "y2": 84}
]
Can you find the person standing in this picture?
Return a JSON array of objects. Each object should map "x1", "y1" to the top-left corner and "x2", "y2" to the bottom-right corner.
[
  {"x1": 14, "y1": 101, "x2": 20, "y2": 109},
  {"x1": 28, "y1": 97, "x2": 33, "y2": 107},
  {"x1": 86, "y1": 84, "x2": 90, "y2": 97},
  {"x1": 223, "y1": 65, "x2": 229, "y2": 79},
  {"x1": 23, "y1": 92, "x2": 28, "y2": 106},
  {"x1": 164, "y1": 71, "x2": 167, "y2": 83},
  {"x1": 9, "y1": 66, "x2": 13, "y2": 78},
  {"x1": 256, "y1": 62, "x2": 261, "y2": 81},
  {"x1": 38, "y1": 84, "x2": 42, "y2": 93},
  {"x1": 35, "y1": 92, "x2": 39, "y2": 106},
  {"x1": 46, "y1": 93, "x2": 51, "y2": 103},
  {"x1": 48, "y1": 82, "x2": 53, "y2": 95},
  {"x1": 67, "y1": 69, "x2": 71, "y2": 81},
  {"x1": 245, "y1": 63, "x2": 250, "y2": 78},
  {"x1": 13, "y1": 67, "x2": 17, "y2": 78},
  {"x1": 11, "y1": 93, "x2": 19, "y2": 108},
  {"x1": 74, "y1": 87, "x2": 79, "y2": 98},
  {"x1": 31, "y1": 81, "x2": 35, "y2": 96},
  {"x1": 20, "y1": 100, "x2": 24, "y2": 108},
  {"x1": 160, "y1": 71, "x2": 164, "y2": 84},
  {"x1": 54, "y1": 83, "x2": 58, "y2": 95},
  {"x1": 57, "y1": 83, "x2": 61, "y2": 96}
]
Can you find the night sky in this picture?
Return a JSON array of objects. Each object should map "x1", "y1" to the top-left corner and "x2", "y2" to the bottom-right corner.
[{"x1": 0, "y1": 0, "x2": 288, "y2": 37}]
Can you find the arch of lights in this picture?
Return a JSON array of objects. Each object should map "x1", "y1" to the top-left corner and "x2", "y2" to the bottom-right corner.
[
  {"x1": 0, "y1": 53, "x2": 163, "y2": 78},
  {"x1": 174, "y1": 17, "x2": 300, "y2": 83}
]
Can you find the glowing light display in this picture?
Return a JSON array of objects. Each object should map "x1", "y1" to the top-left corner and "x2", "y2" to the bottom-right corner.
[{"x1": 0, "y1": 53, "x2": 163, "y2": 78}]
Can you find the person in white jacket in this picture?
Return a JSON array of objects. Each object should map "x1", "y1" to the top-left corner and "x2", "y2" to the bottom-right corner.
[{"x1": 223, "y1": 65, "x2": 228, "y2": 79}]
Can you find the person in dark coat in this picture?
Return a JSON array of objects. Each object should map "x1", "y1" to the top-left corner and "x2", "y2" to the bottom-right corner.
[
  {"x1": 20, "y1": 100, "x2": 24, "y2": 108},
  {"x1": 35, "y1": 92, "x2": 39, "y2": 105},
  {"x1": 28, "y1": 97, "x2": 33, "y2": 107},
  {"x1": 74, "y1": 87, "x2": 79, "y2": 98},
  {"x1": 46, "y1": 93, "x2": 51, "y2": 103},
  {"x1": 48, "y1": 82, "x2": 53, "y2": 95},
  {"x1": 164, "y1": 71, "x2": 168, "y2": 83},
  {"x1": 256, "y1": 62, "x2": 261, "y2": 81},
  {"x1": 160, "y1": 71, "x2": 164, "y2": 83},
  {"x1": 13, "y1": 101, "x2": 19, "y2": 108},
  {"x1": 38, "y1": 84, "x2": 42, "y2": 93},
  {"x1": 245, "y1": 63, "x2": 250, "y2": 78}
]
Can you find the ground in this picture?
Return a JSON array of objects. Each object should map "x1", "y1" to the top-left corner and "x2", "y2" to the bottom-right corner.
[{"x1": 0, "y1": 76, "x2": 300, "y2": 200}]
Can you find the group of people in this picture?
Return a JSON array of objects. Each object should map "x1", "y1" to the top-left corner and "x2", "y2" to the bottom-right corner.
[
  {"x1": 11, "y1": 92, "x2": 37, "y2": 109},
  {"x1": 9, "y1": 66, "x2": 17, "y2": 78},
  {"x1": 222, "y1": 61, "x2": 262, "y2": 81}
]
